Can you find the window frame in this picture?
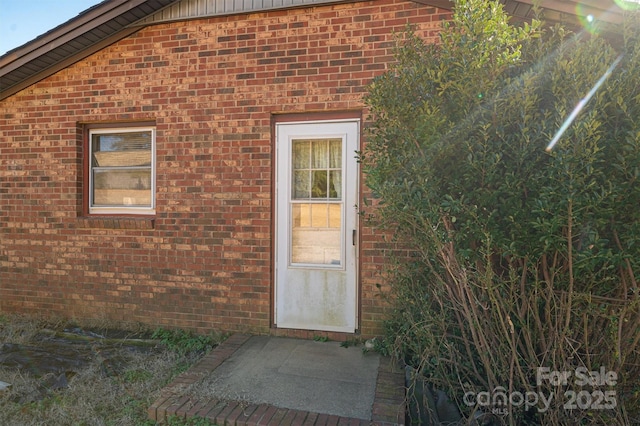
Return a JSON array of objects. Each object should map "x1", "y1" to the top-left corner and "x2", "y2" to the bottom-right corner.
[{"x1": 83, "y1": 122, "x2": 156, "y2": 216}]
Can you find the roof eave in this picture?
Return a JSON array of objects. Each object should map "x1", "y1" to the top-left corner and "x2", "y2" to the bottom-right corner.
[
  {"x1": 0, "y1": 0, "x2": 178, "y2": 101},
  {"x1": 0, "y1": 28, "x2": 141, "y2": 101},
  {"x1": 0, "y1": 0, "x2": 631, "y2": 101}
]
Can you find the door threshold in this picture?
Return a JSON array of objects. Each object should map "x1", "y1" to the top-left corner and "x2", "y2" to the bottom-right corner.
[{"x1": 269, "y1": 326, "x2": 359, "y2": 342}]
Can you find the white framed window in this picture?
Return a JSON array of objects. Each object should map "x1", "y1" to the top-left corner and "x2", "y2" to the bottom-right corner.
[{"x1": 88, "y1": 127, "x2": 155, "y2": 215}]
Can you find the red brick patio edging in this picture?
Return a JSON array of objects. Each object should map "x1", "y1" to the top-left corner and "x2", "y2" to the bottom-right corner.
[{"x1": 148, "y1": 334, "x2": 406, "y2": 425}]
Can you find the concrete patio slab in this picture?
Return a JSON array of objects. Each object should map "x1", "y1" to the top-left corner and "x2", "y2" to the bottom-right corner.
[
  {"x1": 148, "y1": 334, "x2": 406, "y2": 425},
  {"x1": 189, "y1": 335, "x2": 380, "y2": 419}
]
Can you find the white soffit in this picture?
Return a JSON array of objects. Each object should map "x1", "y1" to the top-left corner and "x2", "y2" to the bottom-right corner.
[{"x1": 136, "y1": 0, "x2": 352, "y2": 25}]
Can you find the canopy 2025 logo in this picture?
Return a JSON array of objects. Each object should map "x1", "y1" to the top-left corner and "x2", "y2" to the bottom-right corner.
[
  {"x1": 463, "y1": 367, "x2": 618, "y2": 415},
  {"x1": 537, "y1": 366, "x2": 617, "y2": 411}
]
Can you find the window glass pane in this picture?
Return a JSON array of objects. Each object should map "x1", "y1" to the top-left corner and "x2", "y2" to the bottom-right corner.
[
  {"x1": 291, "y1": 202, "x2": 342, "y2": 265},
  {"x1": 93, "y1": 169, "x2": 152, "y2": 207},
  {"x1": 293, "y1": 140, "x2": 310, "y2": 169},
  {"x1": 289, "y1": 136, "x2": 344, "y2": 265},
  {"x1": 311, "y1": 139, "x2": 328, "y2": 168},
  {"x1": 311, "y1": 170, "x2": 328, "y2": 198},
  {"x1": 293, "y1": 170, "x2": 310, "y2": 199},
  {"x1": 89, "y1": 128, "x2": 155, "y2": 213},
  {"x1": 92, "y1": 131, "x2": 152, "y2": 167},
  {"x1": 292, "y1": 203, "x2": 311, "y2": 227},
  {"x1": 292, "y1": 138, "x2": 343, "y2": 201},
  {"x1": 329, "y1": 139, "x2": 342, "y2": 168},
  {"x1": 328, "y1": 204, "x2": 341, "y2": 228},
  {"x1": 311, "y1": 204, "x2": 328, "y2": 227},
  {"x1": 329, "y1": 170, "x2": 341, "y2": 198}
]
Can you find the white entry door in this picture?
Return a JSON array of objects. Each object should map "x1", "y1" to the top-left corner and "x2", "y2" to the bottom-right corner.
[{"x1": 275, "y1": 120, "x2": 359, "y2": 332}]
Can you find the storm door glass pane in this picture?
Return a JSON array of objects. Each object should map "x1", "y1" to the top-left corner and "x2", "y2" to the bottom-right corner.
[
  {"x1": 291, "y1": 138, "x2": 342, "y2": 201},
  {"x1": 293, "y1": 170, "x2": 310, "y2": 199},
  {"x1": 312, "y1": 170, "x2": 328, "y2": 198},
  {"x1": 329, "y1": 171, "x2": 341, "y2": 198},
  {"x1": 312, "y1": 140, "x2": 328, "y2": 168},
  {"x1": 293, "y1": 141, "x2": 310, "y2": 169},
  {"x1": 291, "y1": 137, "x2": 343, "y2": 266},
  {"x1": 329, "y1": 139, "x2": 341, "y2": 168}
]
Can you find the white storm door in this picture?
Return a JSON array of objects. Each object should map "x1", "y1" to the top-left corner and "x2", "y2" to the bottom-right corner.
[{"x1": 275, "y1": 120, "x2": 359, "y2": 333}]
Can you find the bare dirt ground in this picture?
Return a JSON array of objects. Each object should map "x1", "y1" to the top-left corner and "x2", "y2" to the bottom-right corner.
[{"x1": 0, "y1": 314, "x2": 222, "y2": 426}]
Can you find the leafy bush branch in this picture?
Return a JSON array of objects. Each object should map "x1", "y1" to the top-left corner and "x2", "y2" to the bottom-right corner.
[{"x1": 362, "y1": 0, "x2": 640, "y2": 424}]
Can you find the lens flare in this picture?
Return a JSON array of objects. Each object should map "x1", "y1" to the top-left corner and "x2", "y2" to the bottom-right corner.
[
  {"x1": 615, "y1": 0, "x2": 640, "y2": 11},
  {"x1": 575, "y1": 4, "x2": 600, "y2": 34},
  {"x1": 546, "y1": 55, "x2": 624, "y2": 152}
]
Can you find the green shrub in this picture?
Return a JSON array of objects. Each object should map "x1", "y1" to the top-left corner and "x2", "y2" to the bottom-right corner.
[
  {"x1": 151, "y1": 327, "x2": 219, "y2": 356},
  {"x1": 363, "y1": 0, "x2": 640, "y2": 424}
]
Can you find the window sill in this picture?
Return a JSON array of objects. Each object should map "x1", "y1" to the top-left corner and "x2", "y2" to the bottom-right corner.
[{"x1": 78, "y1": 216, "x2": 155, "y2": 230}]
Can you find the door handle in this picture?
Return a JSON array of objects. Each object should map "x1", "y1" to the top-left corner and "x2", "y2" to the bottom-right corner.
[{"x1": 352, "y1": 229, "x2": 357, "y2": 246}]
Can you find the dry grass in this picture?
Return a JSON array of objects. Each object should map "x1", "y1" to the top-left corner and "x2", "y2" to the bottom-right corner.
[{"x1": 0, "y1": 315, "x2": 221, "y2": 426}]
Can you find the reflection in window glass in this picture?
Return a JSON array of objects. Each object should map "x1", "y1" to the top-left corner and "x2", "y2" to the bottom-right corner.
[
  {"x1": 93, "y1": 170, "x2": 152, "y2": 206},
  {"x1": 294, "y1": 170, "x2": 310, "y2": 199},
  {"x1": 312, "y1": 170, "x2": 328, "y2": 198},
  {"x1": 291, "y1": 203, "x2": 342, "y2": 265},
  {"x1": 329, "y1": 139, "x2": 341, "y2": 168},
  {"x1": 292, "y1": 138, "x2": 342, "y2": 200},
  {"x1": 290, "y1": 138, "x2": 344, "y2": 265},
  {"x1": 329, "y1": 170, "x2": 341, "y2": 198},
  {"x1": 90, "y1": 128, "x2": 154, "y2": 212},
  {"x1": 311, "y1": 139, "x2": 328, "y2": 168}
]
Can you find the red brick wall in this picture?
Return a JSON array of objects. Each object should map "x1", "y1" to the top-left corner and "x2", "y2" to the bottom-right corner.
[{"x1": 0, "y1": 0, "x2": 449, "y2": 337}]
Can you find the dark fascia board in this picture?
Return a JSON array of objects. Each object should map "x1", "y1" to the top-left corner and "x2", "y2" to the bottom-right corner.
[
  {"x1": 1, "y1": 0, "x2": 143, "y2": 73},
  {"x1": 0, "y1": 28, "x2": 141, "y2": 101},
  {"x1": 0, "y1": 0, "x2": 178, "y2": 100}
]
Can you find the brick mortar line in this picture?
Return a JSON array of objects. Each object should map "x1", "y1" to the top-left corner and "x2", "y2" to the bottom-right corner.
[{"x1": 148, "y1": 333, "x2": 251, "y2": 420}]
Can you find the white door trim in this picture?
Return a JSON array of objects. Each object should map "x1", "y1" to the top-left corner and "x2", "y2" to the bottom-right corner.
[{"x1": 274, "y1": 119, "x2": 360, "y2": 332}]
